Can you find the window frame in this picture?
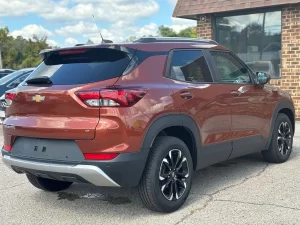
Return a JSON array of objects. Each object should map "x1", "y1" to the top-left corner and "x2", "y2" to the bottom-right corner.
[
  {"x1": 213, "y1": 8, "x2": 282, "y2": 79},
  {"x1": 207, "y1": 50, "x2": 256, "y2": 85},
  {"x1": 164, "y1": 48, "x2": 218, "y2": 84}
]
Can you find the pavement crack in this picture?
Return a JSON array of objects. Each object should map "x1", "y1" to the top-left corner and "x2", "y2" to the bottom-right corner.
[
  {"x1": 210, "y1": 163, "x2": 269, "y2": 197},
  {"x1": 0, "y1": 182, "x2": 27, "y2": 191},
  {"x1": 174, "y1": 196, "x2": 213, "y2": 225},
  {"x1": 214, "y1": 199, "x2": 300, "y2": 211},
  {"x1": 174, "y1": 163, "x2": 269, "y2": 225}
]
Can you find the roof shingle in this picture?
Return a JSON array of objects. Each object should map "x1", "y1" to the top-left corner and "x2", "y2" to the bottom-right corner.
[{"x1": 173, "y1": 0, "x2": 300, "y2": 18}]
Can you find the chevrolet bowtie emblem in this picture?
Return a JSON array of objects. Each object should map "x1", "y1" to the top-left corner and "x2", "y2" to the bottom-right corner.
[{"x1": 32, "y1": 95, "x2": 45, "y2": 102}]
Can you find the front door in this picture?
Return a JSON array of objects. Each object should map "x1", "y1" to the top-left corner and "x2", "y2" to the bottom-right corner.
[{"x1": 209, "y1": 50, "x2": 272, "y2": 158}]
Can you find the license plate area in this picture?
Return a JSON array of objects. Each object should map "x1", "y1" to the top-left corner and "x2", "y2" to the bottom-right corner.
[{"x1": 11, "y1": 137, "x2": 84, "y2": 162}]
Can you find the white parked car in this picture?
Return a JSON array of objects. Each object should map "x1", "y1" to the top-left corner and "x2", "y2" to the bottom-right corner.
[{"x1": 0, "y1": 87, "x2": 17, "y2": 124}]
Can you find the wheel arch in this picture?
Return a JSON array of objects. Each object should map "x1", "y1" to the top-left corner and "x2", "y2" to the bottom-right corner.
[
  {"x1": 266, "y1": 100, "x2": 295, "y2": 149},
  {"x1": 141, "y1": 114, "x2": 201, "y2": 170}
]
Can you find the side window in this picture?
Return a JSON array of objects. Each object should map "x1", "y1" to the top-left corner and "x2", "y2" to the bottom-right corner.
[
  {"x1": 19, "y1": 74, "x2": 29, "y2": 82},
  {"x1": 168, "y1": 50, "x2": 213, "y2": 83},
  {"x1": 7, "y1": 73, "x2": 30, "y2": 88},
  {"x1": 210, "y1": 51, "x2": 252, "y2": 84}
]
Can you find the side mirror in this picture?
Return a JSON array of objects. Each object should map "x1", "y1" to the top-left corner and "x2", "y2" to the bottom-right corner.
[{"x1": 256, "y1": 72, "x2": 271, "y2": 85}]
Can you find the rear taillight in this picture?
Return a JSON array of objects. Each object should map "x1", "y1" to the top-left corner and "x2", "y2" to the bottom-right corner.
[
  {"x1": 76, "y1": 91, "x2": 100, "y2": 107},
  {"x1": 5, "y1": 92, "x2": 16, "y2": 106},
  {"x1": 3, "y1": 145, "x2": 12, "y2": 151},
  {"x1": 5, "y1": 92, "x2": 16, "y2": 101},
  {"x1": 83, "y1": 153, "x2": 119, "y2": 160},
  {"x1": 76, "y1": 89, "x2": 147, "y2": 107}
]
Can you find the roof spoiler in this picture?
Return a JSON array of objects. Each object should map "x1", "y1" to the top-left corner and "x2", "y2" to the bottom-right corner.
[{"x1": 39, "y1": 43, "x2": 135, "y2": 61}]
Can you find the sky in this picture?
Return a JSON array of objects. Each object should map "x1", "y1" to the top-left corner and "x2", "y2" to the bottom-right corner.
[{"x1": 0, "y1": 0, "x2": 196, "y2": 47}]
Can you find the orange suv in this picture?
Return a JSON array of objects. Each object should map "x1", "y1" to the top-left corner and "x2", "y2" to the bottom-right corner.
[{"x1": 2, "y1": 37, "x2": 295, "y2": 212}]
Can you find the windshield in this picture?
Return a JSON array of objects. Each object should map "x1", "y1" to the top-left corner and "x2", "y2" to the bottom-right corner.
[{"x1": 0, "y1": 70, "x2": 31, "y2": 85}]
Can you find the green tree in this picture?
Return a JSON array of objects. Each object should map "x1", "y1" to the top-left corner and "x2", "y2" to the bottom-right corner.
[
  {"x1": 158, "y1": 25, "x2": 197, "y2": 38},
  {"x1": 158, "y1": 25, "x2": 178, "y2": 37},
  {"x1": 178, "y1": 27, "x2": 197, "y2": 38},
  {"x1": 124, "y1": 36, "x2": 137, "y2": 43},
  {"x1": 87, "y1": 39, "x2": 94, "y2": 44},
  {"x1": 0, "y1": 27, "x2": 52, "y2": 69}
]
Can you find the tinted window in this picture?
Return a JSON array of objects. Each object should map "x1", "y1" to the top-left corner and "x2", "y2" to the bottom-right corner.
[
  {"x1": 0, "y1": 72, "x2": 10, "y2": 78},
  {"x1": 215, "y1": 11, "x2": 281, "y2": 78},
  {"x1": 7, "y1": 72, "x2": 31, "y2": 88},
  {"x1": 211, "y1": 51, "x2": 252, "y2": 84},
  {"x1": 0, "y1": 70, "x2": 30, "y2": 85},
  {"x1": 169, "y1": 50, "x2": 212, "y2": 83},
  {"x1": 26, "y1": 48, "x2": 132, "y2": 85}
]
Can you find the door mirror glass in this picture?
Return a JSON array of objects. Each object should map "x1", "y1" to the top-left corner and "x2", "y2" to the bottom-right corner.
[{"x1": 256, "y1": 72, "x2": 270, "y2": 85}]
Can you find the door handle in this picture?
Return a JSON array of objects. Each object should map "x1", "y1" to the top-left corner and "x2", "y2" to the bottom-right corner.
[
  {"x1": 231, "y1": 90, "x2": 242, "y2": 97},
  {"x1": 180, "y1": 91, "x2": 194, "y2": 100}
]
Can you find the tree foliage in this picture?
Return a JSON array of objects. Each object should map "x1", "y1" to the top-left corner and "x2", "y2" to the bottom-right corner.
[
  {"x1": 0, "y1": 24, "x2": 198, "y2": 69},
  {"x1": 87, "y1": 39, "x2": 94, "y2": 44},
  {"x1": 158, "y1": 26, "x2": 178, "y2": 37},
  {"x1": 0, "y1": 27, "x2": 52, "y2": 69},
  {"x1": 124, "y1": 26, "x2": 197, "y2": 43},
  {"x1": 124, "y1": 36, "x2": 137, "y2": 43},
  {"x1": 158, "y1": 26, "x2": 197, "y2": 38}
]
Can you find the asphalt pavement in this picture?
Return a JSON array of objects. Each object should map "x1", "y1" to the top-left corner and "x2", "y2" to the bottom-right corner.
[{"x1": 1, "y1": 124, "x2": 300, "y2": 225}]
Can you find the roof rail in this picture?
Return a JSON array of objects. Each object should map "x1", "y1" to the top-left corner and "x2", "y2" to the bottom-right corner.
[{"x1": 133, "y1": 37, "x2": 218, "y2": 45}]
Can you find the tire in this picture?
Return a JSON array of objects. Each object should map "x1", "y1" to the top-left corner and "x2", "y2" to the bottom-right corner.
[
  {"x1": 26, "y1": 174, "x2": 73, "y2": 192},
  {"x1": 261, "y1": 113, "x2": 293, "y2": 163},
  {"x1": 138, "y1": 136, "x2": 193, "y2": 213}
]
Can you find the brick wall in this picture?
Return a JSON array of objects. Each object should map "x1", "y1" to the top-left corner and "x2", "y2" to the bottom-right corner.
[
  {"x1": 196, "y1": 15, "x2": 213, "y2": 40},
  {"x1": 270, "y1": 4, "x2": 300, "y2": 118},
  {"x1": 174, "y1": 0, "x2": 300, "y2": 18},
  {"x1": 196, "y1": 5, "x2": 300, "y2": 118}
]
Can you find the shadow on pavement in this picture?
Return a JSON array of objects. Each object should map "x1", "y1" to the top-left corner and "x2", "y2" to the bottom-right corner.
[{"x1": 28, "y1": 150, "x2": 300, "y2": 218}]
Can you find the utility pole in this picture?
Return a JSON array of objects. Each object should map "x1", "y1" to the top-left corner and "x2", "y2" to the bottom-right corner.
[
  {"x1": 0, "y1": 47, "x2": 3, "y2": 69},
  {"x1": 0, "y1": 42, "x2": 3, "y2": 69}
]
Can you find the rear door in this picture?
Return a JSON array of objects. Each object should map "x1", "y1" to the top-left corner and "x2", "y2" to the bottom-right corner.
[
  {"x1": 4, "y1": 46, "x2": 135, "y2": 140},
  {"x1": 209, "y1": 50, "x2": 272, "y2": 158},
  {"x1": 165, "y1": 49, "x2": 233, "y2": 169}
]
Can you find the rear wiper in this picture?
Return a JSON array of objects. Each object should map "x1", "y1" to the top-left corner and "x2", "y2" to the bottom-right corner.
[{"x1": 26, "y1": 76, "x2": 53, "y2": 85}]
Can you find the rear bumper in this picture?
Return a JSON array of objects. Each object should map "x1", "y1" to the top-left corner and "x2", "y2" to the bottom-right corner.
[
  {"x1": 2, "y1": 155, "x2": 120, "y2": 187},
  {"x1": 2, "y1": 148, "x2": 149, "y2": 187}
]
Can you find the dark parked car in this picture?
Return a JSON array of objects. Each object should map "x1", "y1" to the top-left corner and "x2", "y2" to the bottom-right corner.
[
  {"x1": 0, "y1": 68, "x2": 35, "y2": 121},
  {"x1": 0, "y1": 69, "x2": 14, "y2": 78},
  {"x1": 0, "y1": 68, "x2": 35, "y2": 97},
  {"x1": 2, "y1": 38, "x2": 295, "y2": 212}
]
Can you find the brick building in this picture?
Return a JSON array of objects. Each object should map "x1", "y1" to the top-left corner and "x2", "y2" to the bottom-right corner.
[{"x1": 173, "y1": 0, "x2": 300, "y2": 118}]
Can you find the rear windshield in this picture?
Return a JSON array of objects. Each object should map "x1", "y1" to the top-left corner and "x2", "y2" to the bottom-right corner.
[{"x1": 26, "y1": 48, "x2": 132, "y2": 85}]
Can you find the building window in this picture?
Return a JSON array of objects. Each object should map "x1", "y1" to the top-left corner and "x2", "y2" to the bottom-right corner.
[{"x1": 215, "y1": 11, "x2": 282, "y2": 78}]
